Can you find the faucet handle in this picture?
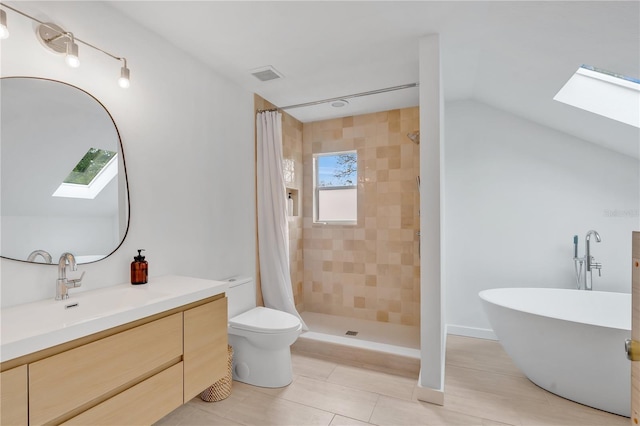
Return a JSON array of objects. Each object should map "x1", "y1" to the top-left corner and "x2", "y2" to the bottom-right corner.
[
  {"x1": 592, "y1": 262, "x2": 602, "y2": 277},
  {"x1": 68, "y1": 271, "x2": 85, "y2": 287}
]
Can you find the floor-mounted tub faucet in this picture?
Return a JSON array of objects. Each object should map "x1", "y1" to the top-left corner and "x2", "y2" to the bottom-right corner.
[
  {"x1": 573, "y1": 230, "x2": 602, "y2": 290},
  {"x1": 56, "y1": 252, "x2": 85, "y2": 300}
]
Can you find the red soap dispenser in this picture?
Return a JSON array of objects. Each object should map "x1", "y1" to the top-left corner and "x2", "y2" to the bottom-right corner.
[{"x1": 131, "y1": 249, "x2": 148, "y2": 285}]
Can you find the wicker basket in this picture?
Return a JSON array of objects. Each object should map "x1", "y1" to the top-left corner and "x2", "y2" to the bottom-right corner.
[{"x1": 200, "y1": 345, "x2": 233, "y2": 402}]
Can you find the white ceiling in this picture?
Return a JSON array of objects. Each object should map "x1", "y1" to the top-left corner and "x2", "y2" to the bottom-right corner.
[{"x1": 109, "y1": 1, "x2": 640, "y2": 158}]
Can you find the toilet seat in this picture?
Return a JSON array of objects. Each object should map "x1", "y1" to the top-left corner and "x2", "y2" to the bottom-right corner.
[{"x1": 229, "y1": 306, "x2": 301, "y2": 334}]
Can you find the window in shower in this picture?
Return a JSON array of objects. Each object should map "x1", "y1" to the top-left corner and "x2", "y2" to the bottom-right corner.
[{"x1": 313, "y1": 151, "x2": 357, "y2": 223}]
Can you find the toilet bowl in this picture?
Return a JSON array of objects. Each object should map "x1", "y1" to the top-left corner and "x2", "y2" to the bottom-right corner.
[{"x1": 226, "y1": 277, "x2": 302, "y2": 388}]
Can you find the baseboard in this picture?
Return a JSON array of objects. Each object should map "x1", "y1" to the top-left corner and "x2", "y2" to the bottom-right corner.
[{"x1": 446, "y1": 324, "x2": 497, "y2": 340}]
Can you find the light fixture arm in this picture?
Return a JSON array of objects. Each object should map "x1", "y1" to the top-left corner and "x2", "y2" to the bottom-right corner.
[{"x1": 43, "y1": 30, "x2": 67, "y2": 44}]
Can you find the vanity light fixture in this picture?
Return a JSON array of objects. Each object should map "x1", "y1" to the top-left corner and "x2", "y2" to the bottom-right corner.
[
  {"x1": 35, "y1": 22, "x2": 81, "y2": 68},
  {"x1": 0, "y1": 2, "x2": 131, "y2": 88},
  {"x1": 0, "y1": 9, "x2": 8, "y2": 39},
  {"x1": 118, "y1": 59, "x2": 130, "y2": 88},
  {"x1": 64, "y1": 33, "x2": 80, "y2": 68}
]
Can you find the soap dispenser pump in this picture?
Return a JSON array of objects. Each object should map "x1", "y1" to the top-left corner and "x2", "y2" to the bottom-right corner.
[{"x1": 131, "y1": 249, "x2": 148, "y2": 285}]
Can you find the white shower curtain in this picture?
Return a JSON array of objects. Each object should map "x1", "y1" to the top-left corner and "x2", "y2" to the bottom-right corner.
[{"x1": 256, "y1": 111, "x2": 307, "y2": 330}]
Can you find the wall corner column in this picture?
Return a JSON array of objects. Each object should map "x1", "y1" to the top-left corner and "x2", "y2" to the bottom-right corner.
[{"x1": 418, "y1": 33, "x2": 445, "y2": 405}]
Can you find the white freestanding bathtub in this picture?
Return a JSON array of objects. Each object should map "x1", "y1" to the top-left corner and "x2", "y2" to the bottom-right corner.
[{"x1": 479, "y1": 288, "x2": 631, "y2": 417}]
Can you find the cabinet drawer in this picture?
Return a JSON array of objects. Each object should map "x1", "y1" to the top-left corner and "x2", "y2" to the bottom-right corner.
[
  {"x1": 30, "y1": 313, "x2": 183, "y2": 425},
  {"x1": 0, "y1": 365, "x2": 28, "y2": 426},
  {"x1": 183, "y1": 297, "x2": 228, "y2": 402},
  {"x1": 63, "y1": 362, "x2": 183, "y2": 426}
]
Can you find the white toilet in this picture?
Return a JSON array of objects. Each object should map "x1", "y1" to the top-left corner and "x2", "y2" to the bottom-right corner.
[{"x1": 226, "y1": 277, "x2": 302, "y2": 388}]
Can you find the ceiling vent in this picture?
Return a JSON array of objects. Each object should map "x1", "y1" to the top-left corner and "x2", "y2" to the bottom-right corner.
[{"x1": 250, "y1": 65, "x2": 284, "y2": 82}]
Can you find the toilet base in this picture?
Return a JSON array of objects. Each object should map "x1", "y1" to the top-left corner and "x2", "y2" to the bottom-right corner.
[{"x1": 228, "y1": 334, "x2": 294, "y2": 388}]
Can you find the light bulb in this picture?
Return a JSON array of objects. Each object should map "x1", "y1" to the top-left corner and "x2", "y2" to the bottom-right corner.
[
  {"x1": 0, "y1": 10, "x2": 9, "y2": 40},
  {"x1": 65, "y1": 54, "x2": 79, "y2": 68},
  {"x1": 118, "y1": 65, "x2": 130, "y2": 88},
  {"x1": 65, "y1": 38, "x2": 79, "y2": 68}
]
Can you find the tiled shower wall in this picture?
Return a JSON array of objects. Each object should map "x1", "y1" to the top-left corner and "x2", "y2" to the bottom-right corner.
[
  {"x1": 255, "y1": 96, "x2": 420, "y2": 325},
  {"x1": 282, "y1": 112, "x2": 305, "y2": 312},
  {"x1": 302, "y1": 108, "x2": 421, "y2": 326}
]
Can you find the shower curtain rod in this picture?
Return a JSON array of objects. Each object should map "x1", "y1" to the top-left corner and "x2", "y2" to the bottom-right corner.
[
  {"x1": 256, "y1": 82, "x2": 419, "y2": 113},
  {"x1": 280, "y1": 82, "x2": 419, "y2": 110}
]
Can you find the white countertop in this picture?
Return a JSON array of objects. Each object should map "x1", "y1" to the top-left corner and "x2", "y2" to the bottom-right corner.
[{"x1": 0, "y1": 275, "x2": 228, "y2": 363}]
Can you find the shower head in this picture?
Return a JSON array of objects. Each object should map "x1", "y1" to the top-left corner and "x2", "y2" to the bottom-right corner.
[{"x1": 407, "y1": 131, "x2": 420, "y2": 144}]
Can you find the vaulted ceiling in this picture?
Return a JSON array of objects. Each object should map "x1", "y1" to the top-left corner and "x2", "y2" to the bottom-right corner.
[{"x1": 110, "y1": 1, "x2": 640, "y2": 158}]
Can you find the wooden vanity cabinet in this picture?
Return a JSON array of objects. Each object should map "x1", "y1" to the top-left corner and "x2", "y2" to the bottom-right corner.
[
  {"x1": 0, "y1": 365, "x2": 28, "y2": 425},
  {"x1": 184, "y1": 296, "x2": 228, "y2": 402},
  {"x1": 62, "y1": 362, "x2": 184, "y2": 426},
  {"x1": 30, "y1": 313, "x2": 183, "y2": 425},
  {"x1": 0, "y1": 295, "x2": 227, "y2": 426}
]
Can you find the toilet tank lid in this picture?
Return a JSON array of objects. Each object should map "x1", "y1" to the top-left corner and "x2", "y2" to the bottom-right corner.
[
  {"x1": 224, "y1": 276, "x2": 253, "y2": 288},
  {"x1": 229, "y1": 307, "x2": 301, "y2": 333}
]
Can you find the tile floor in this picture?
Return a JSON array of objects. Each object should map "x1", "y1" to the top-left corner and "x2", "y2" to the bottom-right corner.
[{"x1": 155, "y1": 335, "x2": 629, "y2": 426}]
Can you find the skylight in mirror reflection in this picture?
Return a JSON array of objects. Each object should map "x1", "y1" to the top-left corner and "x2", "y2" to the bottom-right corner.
[{"x1": 52, "y1": 148, "x2": 118, "y2": 199}]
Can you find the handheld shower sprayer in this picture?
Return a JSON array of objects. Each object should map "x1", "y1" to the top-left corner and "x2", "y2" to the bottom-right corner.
[{"x1": 573, "y1": 235, "x2": 583, "y2": 289}]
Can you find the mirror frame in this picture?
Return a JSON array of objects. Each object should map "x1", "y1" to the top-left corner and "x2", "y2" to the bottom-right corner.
[{"x1": 0, "y1": 76, "x2": 131, "y2": 265}]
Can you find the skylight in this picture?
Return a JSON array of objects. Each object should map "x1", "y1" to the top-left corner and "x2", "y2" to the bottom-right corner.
[
  {"x1": 554, "y1": 65, "x2": 640, "y2": 128},
  {"x1": 52, "y1": 148, "x2": 118, "y2": 199}
]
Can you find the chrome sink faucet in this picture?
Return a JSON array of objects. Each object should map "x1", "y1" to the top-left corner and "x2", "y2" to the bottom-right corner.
[
  {"x1": 56, "y1": 252, "x2": 85, "y2": 300},
  {"x1": 573, "y1": 230, "x2": 602, "y2": 290},
  {"x1": 27, "y1": 249, "x2": 52, "y2": 263}
]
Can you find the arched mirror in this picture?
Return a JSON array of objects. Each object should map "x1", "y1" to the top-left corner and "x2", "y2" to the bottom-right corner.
[{"x1": 1, "y1": 77, "x2": 129, "y2": 264}]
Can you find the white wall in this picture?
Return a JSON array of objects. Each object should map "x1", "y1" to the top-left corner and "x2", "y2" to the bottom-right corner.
[
  {"x1": 1, "y1": 2, "x2": 255, "y2": 307},
  {"x1": 445, "y1": 99, "x2": 640, "y2": 336}
]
